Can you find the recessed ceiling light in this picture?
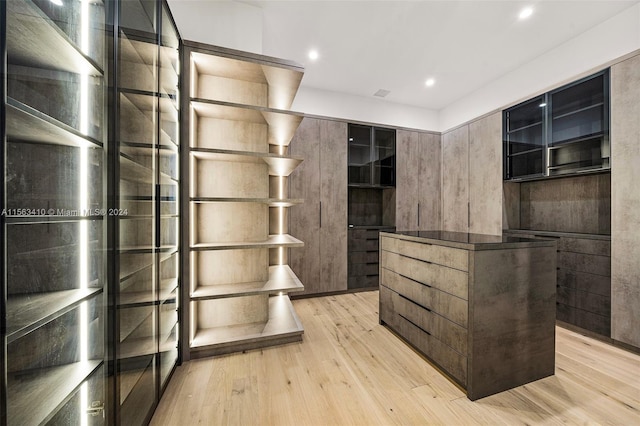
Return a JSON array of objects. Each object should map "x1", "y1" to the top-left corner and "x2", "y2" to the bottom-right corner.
[
  {"x1": 519, "y1": 7, "x2": 533, "y2": 20},
  {"x1": 425, "y1": 78, "x2": 435, "y2": 87},
  {"x1": 50, "y1": 0, "x2": 63, "y2": 4},
  {"x1": 539, "y1": 102, "x2": 547, "y2": 107},
  {"x1": 308, "y1": 50, "x2": 319, "y2": 61}
]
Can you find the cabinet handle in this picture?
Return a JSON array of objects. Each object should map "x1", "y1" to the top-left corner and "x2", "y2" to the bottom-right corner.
[
  {"x1": 319, "y1": 201, "x2": 322, "y2": 228},
  {"x1": 417, "y1": 203, "x2": 420, "y2": 227}
]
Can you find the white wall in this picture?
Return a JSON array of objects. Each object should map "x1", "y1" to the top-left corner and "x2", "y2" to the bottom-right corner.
[
  {"x1": 291, "y1": 86, "x2": 439, "y2": 131},
  {"x1": 167, "y1": 0, "x2": 263, "y2": 54},
  {"x1": 439, "y1": 3, "x2": 640, "y2": 132}
]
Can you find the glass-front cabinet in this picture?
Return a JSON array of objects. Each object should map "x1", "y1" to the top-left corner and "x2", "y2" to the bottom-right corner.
[
  {"x1": 114, "y1": 0, "x2": 180, "y2": 424},
  {"x1": 1, "y1": 1, "x2": 180, "y2": 425},
  {"x1": 348, "y1": 124, "x2": 396, "y2": 187},
  {"x1": 2, "y1": 0, "x2": 108, "y2": 424},
  {"x1": 503, "y1": 70, "x2": 610, "y2": 180}
]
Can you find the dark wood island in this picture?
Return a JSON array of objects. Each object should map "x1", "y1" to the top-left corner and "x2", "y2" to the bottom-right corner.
[{"x1": 379, "y1": 230, "x2": 557, "y2": 400}]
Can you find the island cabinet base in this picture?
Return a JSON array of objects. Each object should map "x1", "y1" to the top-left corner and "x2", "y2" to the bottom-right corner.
[{"x1": 379, "y1": 231, "x2": 557, "y2": 400}]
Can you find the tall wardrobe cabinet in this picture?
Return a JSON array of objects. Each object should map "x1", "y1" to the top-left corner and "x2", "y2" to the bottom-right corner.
[{"x1": 289, "y1": 117, "x2": 348, "y2": 296}]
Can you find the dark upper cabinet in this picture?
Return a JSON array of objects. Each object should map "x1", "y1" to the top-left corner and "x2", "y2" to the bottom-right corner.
[
  {"x1": 348, "y1": 124, "x2": 396, "y2": 187},
  {"x1": 503, "y1": 70, "x2": 610, "y2": 180}
]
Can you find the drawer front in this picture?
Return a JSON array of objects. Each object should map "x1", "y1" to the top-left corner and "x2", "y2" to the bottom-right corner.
[
  {"x1": 349, "y1": 238, "x2": 379, "y2": 252},
  {"x1": 381, "y1": 251, "x2": 468, "y2": 300},
  {"x1": 381, "y1": 237, "x2": 468, "y2": 271},
  {"x1": 379, "y1": 284, "x2": 397, "y2": 327},
  {"x1": 558, "y1": 237, "x2": 610, "y2": 257},
  {"x1": 391, "y1": 290, "x2": 467, "y2": 355},
  {"x1": 349, "y1": 229, "x2": 385, "y2": 241},
  {"x1": 556, "y1": 303, "x2": 610, "y2": 337},
  {"x1": 557, "y1": 269, "x2": 610, "y2": 296},
  {"x1": 381, "y1": 268, "x2": 468, "y2": 328},
  {"x1": 558, "y1": 252, "x2": 610, "y2": 276},
  {"x1": 394, "y1": 312, "x2": 468, "y2": 387},
  {"x1": 556, "y1": 286, "x2": 611, "y2": 317},
  {"x1": 349, "y1": 263, "x2": 379, "y2": 277},
  {"x1": 348, "y1": 274, "x2": 378, "y2": 289},
  {"x1": 349, "y1": 251, "x2": 379, "y2": 264}
]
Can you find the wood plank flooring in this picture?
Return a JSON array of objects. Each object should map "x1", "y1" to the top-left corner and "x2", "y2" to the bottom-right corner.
[{"x1": 151, "y1": 291, "x2": 640, "y2": 425}]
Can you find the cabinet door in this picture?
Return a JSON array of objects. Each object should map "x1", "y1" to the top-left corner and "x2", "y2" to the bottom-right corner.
[
  {"x1": 289, "y1": 118, "x2": 321, "y2": 294},
  {"x1": 418, "y1": 133, "x2": 441, "y2": 231},
  {"x1": 396, "y1": 130, "x2": 421, "y2": 230},
  {"x1": 442, "y1": 126, "x2": 469, "y2": 233},
  {"x1": 319, "y1": 120, "x2": 348, "y2": 293},
  {"x1": 469, "y1": 112, "x2": 502, "y2": 235}
]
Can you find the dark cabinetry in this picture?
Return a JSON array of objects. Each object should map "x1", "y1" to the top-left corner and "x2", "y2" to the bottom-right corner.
[
  {"x1": 348, "y1": 124, "x2": 395, "y2": 187},
  {"x1": 348, "y1": 226, "x2": 394, "y2": 289},
  {"x1": 504, "y1": 230, "x2": 611, "y2": 337},
  {"x1": 504, "y1": 70, "x2": 609, "y2": 180}
]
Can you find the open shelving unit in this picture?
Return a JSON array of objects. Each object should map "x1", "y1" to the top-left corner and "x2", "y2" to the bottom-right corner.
[
  {"x1": 183, "y1": 41, "x2": 306, "y2": 359},
  {"x1": 2, "y1": 0, "x2": 108, "y2": 423}
]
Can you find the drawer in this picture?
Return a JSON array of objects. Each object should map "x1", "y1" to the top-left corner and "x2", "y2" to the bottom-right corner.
[
  {"x1": 391, "y1": 290, "x2": 467, "y2": 355},
  {"x1": 381, "y1": 237, "x2": 468, "y2": 271},
  {"x1": 349, "y1": 229, "x2": 386, "y2": 241},
  {"x1": 558, "y1": 252, "x2": 610, "y2": 276},
  {"x1": 381, "y1": 268, "x2": 468, "y2": 328},
  {"x1": 556, "y1": 286, "x2": 610, "y2": 317},
  {"x1": 379, "y1": 284, "x2": 397, "y2": 327},
  {"x1": 349, "y1": 251, "x2": 379, "y2": 264},
  {"x1": 381, "y1": 251, "x2": 468, "y2": 300},
  {"x1": 349, "y1": 263, "x2": 379, "y2": 276},
  {"x1": 393, "y1": 311, "x2": 468, "y2": 387},
  {"x1": 558, "y1": 237, "x2": 610, "y2": 257},
  {"x1": 348, "y1": 274, "x2": 378, "y2": 289},
  {"x1": 557, "y1": 269, "x2": 610, "y2": 296},
  {"x1": 349, "y1": 239, "x2": 379, "y2": 252},
  {"x1": 556, "y1": 303, "x2": 610, "y2": 337}
]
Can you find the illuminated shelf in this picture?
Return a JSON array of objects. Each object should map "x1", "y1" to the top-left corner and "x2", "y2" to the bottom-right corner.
[
  {"x1": 8, "y1": 360, "x2": 102, "y2": 426},
  {"x1": 191, "y1": 50, "x2": 303, "y2": 110},
  {"x1": 191, "y1": 99, "x2": 303, "y2": 147},
  {"x1": 191, "y1": 295, "x2": 303, "y2": 354},
  {"x1": 7, "y1": 0, "x2": 103, "y2": 76},
  {"x1": 191, "y1": 197, "x2": 303, "y2": 207},
  {"x1": 6, "y1": 287, "x2": 103, "y2": 343},
  {"x1": 6, "y1": 98, "x2": 103, "y2": 148},
  {"x1": 191, "y1": 234, "x2": 303, "y2": 251},
  {"x1": 192, "y1": 265, "x2": 304, "y2": 300},
  {"x1": 191, "y1": 148, "x2": 303, "y2": 176}
]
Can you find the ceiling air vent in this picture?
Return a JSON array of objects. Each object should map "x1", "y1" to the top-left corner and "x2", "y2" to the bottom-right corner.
[{"x1": 373, "y1": 89, "x2": 390, "y2": 98}]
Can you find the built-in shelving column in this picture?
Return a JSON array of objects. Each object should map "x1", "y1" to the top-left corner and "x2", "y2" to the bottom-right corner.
[
  {"x1": 183, "y1": 42, "x2": 306, "y2": 358},
  {"x1": 2, "y1": 0, "x2": 108, "y2": 423}
]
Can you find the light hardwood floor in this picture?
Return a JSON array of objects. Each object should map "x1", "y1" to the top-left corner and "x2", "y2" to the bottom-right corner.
[{"x1": 152, "y1": 291, "x2": 640, "y2": 425}]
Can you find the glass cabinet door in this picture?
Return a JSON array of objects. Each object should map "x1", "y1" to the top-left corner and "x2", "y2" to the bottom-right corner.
[
  {"x1": 348, "y1": 124, "x2": 372, "y2": 185},
  {"x1": 158, "y1": 1, "x2": 180, "y2": 391},
  {"x1": 547, "y1": 71, "x2": 609, "y2": 176},
  {"x1": 373, "y1": 128, "x2": 395, "y2": 186},
  {"x1": 3, "y1": 0, "x2": 107, "y2": 424},
  {"x1": 116, "y1": 0, "x2": 159, "y2": 424},
  {"x1": 504, "y1": 96, "x2": 546, "y2": 179}
]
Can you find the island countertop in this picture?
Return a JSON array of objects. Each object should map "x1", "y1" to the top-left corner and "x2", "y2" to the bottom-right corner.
[{"x1": 384, "y1": 230, "x2": 557, "y2": 251}]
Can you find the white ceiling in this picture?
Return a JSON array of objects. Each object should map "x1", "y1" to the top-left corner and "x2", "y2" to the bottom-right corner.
[{"x1": 242, "y1": 0, "x2": 638, "y2": 110}]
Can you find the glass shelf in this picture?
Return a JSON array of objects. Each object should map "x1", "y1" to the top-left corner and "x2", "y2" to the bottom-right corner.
[
  {"x1": 7, "y1": 360, "x2": 103, "y2": 426},
  {"x1": 7, "y1": 0, "x2": 103, "y2": 76}
]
